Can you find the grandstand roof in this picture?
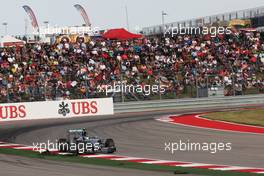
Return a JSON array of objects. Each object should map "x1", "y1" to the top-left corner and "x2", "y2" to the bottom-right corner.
[{"x1": 142, "y1": 6, "x2": 264, "y2": 35}]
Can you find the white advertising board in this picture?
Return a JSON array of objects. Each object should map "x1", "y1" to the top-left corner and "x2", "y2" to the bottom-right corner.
[{"x1": 0, "y1": 98, "x2": 113, "y2": 122}]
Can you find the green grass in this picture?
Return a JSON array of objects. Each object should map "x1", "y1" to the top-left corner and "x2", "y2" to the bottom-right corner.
[
  {"x1": 0, "y1": 148, "x2": 262, "y2": 176},
  {"x1": 203, "y1": 109, "x2": 264, "y2": 127}
]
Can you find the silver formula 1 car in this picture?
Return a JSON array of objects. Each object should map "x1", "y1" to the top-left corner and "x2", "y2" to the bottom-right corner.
[{"x1": 57, "y1": 128, "x2": 116, "y2": 154}]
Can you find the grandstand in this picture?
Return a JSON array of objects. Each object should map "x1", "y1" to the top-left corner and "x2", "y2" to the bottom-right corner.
[{"x1": 0, "y1": 5, "x2": 263, "y2": 103}]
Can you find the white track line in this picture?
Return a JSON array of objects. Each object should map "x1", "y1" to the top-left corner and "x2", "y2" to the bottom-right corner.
[
  {"x1": 81, "y1": 154, "x2": 117, "y2": 158},
  {"x1": 0, "y1": 143, "x2": 21, "y2": 147},
  {"x1": 141, "y1": 160, "x2": 188, "y2": 164},
  {"x1": 47, "y1": 149, "x2": 59, "y2": 152},
  {"x1": 256, "y1": 172, "x2": 264, "y2": 174},
  {"x1": 156, "y1": 119, "x2": 172, "y2": 122},
  {"x1": 211, "y1": 166, "x2": 251, "y2": 171},
  {"x1": 177, "y1": 163, "x2": 214, "y2": 167},
  {"x1": 13, "y1": 146, "x2": 34, "y2": 150},
  {"x1": 112, "y1": 157, "x2": 144, "y2": 161},
  {"x1": 58, "y1": 152, "x2": 73, "y2": 155}
]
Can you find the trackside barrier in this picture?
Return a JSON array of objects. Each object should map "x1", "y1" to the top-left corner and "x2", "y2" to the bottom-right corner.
[
  {"x1": 114, "y1": 95, "x2": 264, "y2": 113},
  {"x1": 0, "y1": 98, "x2": 113, "y2": 122}
]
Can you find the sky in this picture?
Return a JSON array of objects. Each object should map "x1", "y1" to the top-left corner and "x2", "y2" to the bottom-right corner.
[{"x1": 0, "y1": 0, "x2": 264, "y2": 36}]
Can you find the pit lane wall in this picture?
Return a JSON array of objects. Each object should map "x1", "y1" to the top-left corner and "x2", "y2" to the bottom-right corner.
[{"x1": 0, "y1": 98, "x2": 113, "y2": 122}]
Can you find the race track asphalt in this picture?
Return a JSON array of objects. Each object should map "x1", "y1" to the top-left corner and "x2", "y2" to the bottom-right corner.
[{"x1": 0, "y1": 106, "x2": 263, "y2": 175}]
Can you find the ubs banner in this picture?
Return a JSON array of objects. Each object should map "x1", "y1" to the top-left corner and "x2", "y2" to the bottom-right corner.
[{"x1": 0, "y1": 98, "x2": 113, "y2": 122}]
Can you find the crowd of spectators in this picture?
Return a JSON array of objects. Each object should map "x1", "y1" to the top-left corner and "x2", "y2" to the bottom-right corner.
[{"x1": 0, "y1": 30, "x2": 264, "y2": 102}]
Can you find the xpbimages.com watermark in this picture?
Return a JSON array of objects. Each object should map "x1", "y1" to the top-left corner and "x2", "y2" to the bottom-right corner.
[
  {"x1": 32, "y1": 140, "x2": 100, "y2": 153},
  {"x1": 33, "y1": 25, "x2": 101, "y2": 35},
  {"x1": 98, "y1": 83, "x2": 166, "y2": 96},
  {"x1": 164, "y1": 140, "x2": 232, "y2": 154},
  {"x1": 164, "y1": 24, "x2": 232, "y2": 37}
]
